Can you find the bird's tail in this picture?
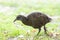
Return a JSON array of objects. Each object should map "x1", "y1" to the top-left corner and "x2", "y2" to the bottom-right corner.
[{"x1": 49, "y1": 18, "x2": 52, "y2": 22}]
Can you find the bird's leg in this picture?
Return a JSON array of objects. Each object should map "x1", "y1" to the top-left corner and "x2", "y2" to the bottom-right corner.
[
  {"x1": 33, "y1": 28, "x2": 41, "y2": 39},
  {"x1": 44, "y1": 25, "x2": 48, "y2": 35},
  {"x1": 37, "y1": 28, "x2": 41, "y2": 35}
]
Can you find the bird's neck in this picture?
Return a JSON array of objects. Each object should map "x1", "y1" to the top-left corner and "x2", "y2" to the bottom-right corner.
[{"x1": 22, "y1": 17, "x2": 28, "y2": 25}]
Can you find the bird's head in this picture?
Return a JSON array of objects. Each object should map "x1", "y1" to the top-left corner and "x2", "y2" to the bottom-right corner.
[{"x1": 13, "y1": 15, "x2": 25, "y2": 22}]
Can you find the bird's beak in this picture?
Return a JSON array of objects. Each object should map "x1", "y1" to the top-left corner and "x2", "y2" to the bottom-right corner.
[{"x1": 13, "y1": 19, "x2": 16, "y2": 22}]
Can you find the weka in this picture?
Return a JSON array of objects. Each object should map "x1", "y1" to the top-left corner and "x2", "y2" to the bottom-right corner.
[{"x1": 14, "y1": 12, "x2": 51, "y2": 35}]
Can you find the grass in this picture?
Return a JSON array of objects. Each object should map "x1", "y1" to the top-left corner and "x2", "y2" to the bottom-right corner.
[{"x1": 0, "y1": 0, "x2": 60, "y2": 40}]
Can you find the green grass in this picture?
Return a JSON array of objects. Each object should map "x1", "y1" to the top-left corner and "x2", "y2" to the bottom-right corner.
[{"x1": 0, "y1": 0, "x2": 60, "y2": 40}]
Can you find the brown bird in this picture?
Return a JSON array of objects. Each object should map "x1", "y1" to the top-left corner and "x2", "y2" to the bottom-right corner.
[{"x1": 14, "y1": 12, "x2": 51, "y2": 35}]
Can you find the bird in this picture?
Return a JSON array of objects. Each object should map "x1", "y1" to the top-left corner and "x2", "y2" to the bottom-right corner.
[{"x1": 13, "y1": 12, "x2": 52, "y2": 35}]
